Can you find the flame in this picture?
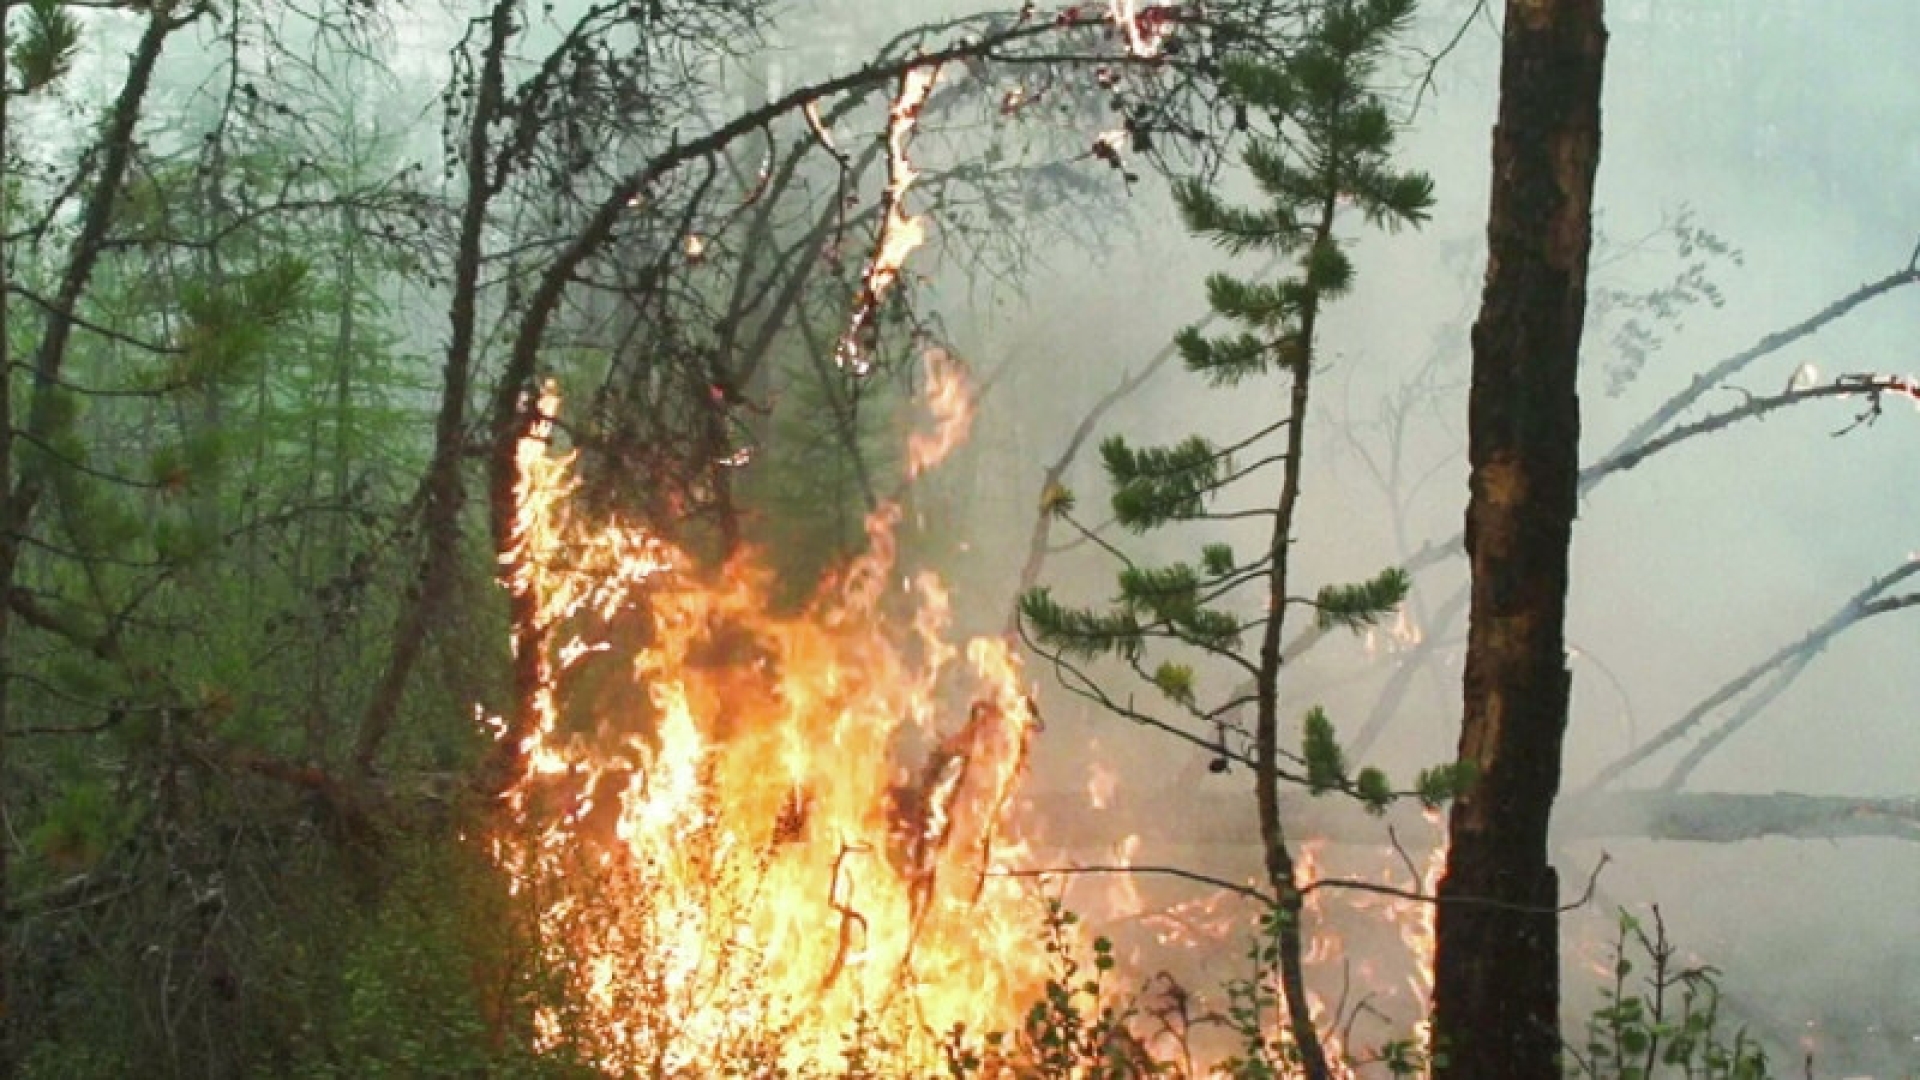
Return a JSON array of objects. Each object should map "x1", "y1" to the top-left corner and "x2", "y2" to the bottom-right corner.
[
  {"x1": 1398, "y1": 814, "x2": 1447, "y2": 1060},
  {"x1": 489, "y1": 385, "x2": 1054, "y2": 1073},
  {"x1": 1140, "y1": 887, "x2": 1243, "y2": 949},
  {"x1": 838, "y1": 63, "x2": 942, "y2": 375},
  {"x1": 1108, "y1": 0, "x2": 1176, "y2": 58},
  {"x1": 1284, "y1": 823, "x2": 1448, "y2": 1074},
  {"x1": 1107, "y1": 832, "x2": 1146, "y2": 921},
  {"x1": 905, "y1": 346, "x2": 975, "y2": 478},
  {"x1": 1085, "y1": 755, "x2": 1119, "y2": 812}
]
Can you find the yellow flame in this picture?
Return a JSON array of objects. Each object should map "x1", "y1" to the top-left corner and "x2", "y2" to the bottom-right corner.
[{"x1": 489, "y1": 386, "x2": 1053, "y2": 1073}]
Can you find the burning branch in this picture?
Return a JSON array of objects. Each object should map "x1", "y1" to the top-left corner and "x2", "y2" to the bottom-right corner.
[
  {"x1": 836, "y1": 62, "x2": 942, "y2": 376},
  {"x1": 904, "y1": 346, "x2": 976, "y2": 477}
]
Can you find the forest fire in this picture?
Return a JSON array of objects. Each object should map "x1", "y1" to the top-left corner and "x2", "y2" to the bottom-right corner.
[{"x1": 486, "y1": 384, "x2": 1055, "y2": 1073}]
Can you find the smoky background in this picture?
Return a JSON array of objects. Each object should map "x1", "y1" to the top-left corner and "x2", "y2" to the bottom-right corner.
[
  {"x1": 892, "y1": 2, "x2": 1919, "y2": 1072},
  {"x1": 210, "y1": 0, "x2": 1919, "y2": 1071}
]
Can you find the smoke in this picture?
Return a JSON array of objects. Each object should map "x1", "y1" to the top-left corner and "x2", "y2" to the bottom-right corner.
[{"x1": 907, "y1": 1, "x2": 1920, "y2": 1074}]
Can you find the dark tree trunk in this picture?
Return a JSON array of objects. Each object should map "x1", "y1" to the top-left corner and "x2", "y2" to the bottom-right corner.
[
  {"x1": 1431, "y1": 2, "x2": 1606, "y2": 1077},
  {"x1": 352, "y1": 0, "x2": 518, "y2": 774}
]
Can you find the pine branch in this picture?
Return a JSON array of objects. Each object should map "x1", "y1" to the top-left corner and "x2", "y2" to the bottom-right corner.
[{"x1": 1310, "y1": 567, "x2": 1411, "y2": 632}]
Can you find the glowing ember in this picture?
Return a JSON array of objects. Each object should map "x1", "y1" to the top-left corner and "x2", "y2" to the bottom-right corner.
[
  {"x1": 489, "y1": 383, "x2": 1054, "y2": 1073},
  {"x1": 1108, "y1": 0, "x2": 1176, "y2": 58},
  {"x1": 838, "y1": 62, "x2": 942, "y2": 375}
]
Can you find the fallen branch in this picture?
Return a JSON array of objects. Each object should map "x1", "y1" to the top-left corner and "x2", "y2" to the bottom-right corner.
[
  {"x1": 1581, "y1": 558, "x2": 1920, "y2": 793},
  {"x1": 1026, "y1": 787, "x2": 1920, "y2": 847}
]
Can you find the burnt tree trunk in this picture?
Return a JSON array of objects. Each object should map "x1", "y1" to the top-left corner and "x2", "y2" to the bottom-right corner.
[{"x1": 1431, "y1": 2, "x2": 1606, "y2": 1077}]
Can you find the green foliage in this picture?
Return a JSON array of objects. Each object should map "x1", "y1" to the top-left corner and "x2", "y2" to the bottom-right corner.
[
  {"x1": 1119, "y1": 563, "x2": 1243, "y2": 649},
  {"x1": 1174, "y1": 325, "x2": 1269, "y2": 386},
  {"x1": 1313, "y1": 566, "x2": 1411, "y2": 631},
  {"x1": 1300, "y1": 706, "x2": 1458, "y2": 814},
  {"x1": 1152, "y1": 661, "x2": 1198, "y2": 708},
  {"x1": 1353, "y1": 766, "x2": 1393, "y2": 811},
  {"x1": 284, "y1": 841, "x2": 550, "y2": 1079},
  {"x1": 1019, "y1": 0, "x2": 1443, "y2": 835},
  {"x1": 1571, "y1": 910, "x2": 1773, "y2": 1080},
  {"x1": 1021, "y1": 586, "x2": 1146, "y2": 663},
  {"x1": 1207, "y1": 905, "x2": 1433, "y2": 1079},
  {"x1": 175, "y1": 256, "x2": 313, "y2": 388},
  {"x1": 1301, "y1": 705, "x2": 1347, "y2": 795},
  {"x1": 1414, "y1": 760, "x2": 1479, "y2": 809},
  {"x1": 1103, "y1": 434, "x2": 1224, "y2": 530},
  {"x1": 26, "y1": 770, "x2": 136, "y2": 875},
  {"x1": 10, "y1": 0, "x2": 81, "y2": 93},
  {"x1": 944, "y1": 902, "x2": 1161, "y2": 1079},
  {"x1": 1200, "y1": 542, "x2": 1236, "y2": 576}
]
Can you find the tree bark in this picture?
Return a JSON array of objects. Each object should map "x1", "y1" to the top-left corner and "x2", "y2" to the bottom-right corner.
[
  {"x1": 0, "y1": 11, "x2": 183, "y2": 1065},
  {"x1": 352, "y1": 0, "x2": 518, "y2": 774},
  {"x1": 1431, "y1": 2, "x2": 1606, "y2": 1077},
  {"x1": 0, "y1": 9, "x2": 12, "y2": 1063}
]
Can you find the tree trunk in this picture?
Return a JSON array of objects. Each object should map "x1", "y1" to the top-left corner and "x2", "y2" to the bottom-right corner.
[
  {"x1": 1431, "y1": 2, "x2": 1606, "y2": 1077},
  {"x1": 352, "y1": 0, "x2": 518, "y2": 774},
  {"x1": 0, "y1": 9, "x2": 11, "y2": 1063}
]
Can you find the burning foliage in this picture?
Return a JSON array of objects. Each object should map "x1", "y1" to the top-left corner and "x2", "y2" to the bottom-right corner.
[{"x1": 486, "y1": 385, "x2": 1054, "y2": 1074}]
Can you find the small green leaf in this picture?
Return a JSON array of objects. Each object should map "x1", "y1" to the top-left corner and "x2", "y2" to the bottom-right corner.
[
  {"x1": 1151, "y1": 661, "x2": 1197, "y2": 708},
  {"x1": 1200, "y1": 542, "x2": 1235, "y2": 576},
  {"x1": 1301, "y1": 705, "x2": 1346, "y2": 794}
]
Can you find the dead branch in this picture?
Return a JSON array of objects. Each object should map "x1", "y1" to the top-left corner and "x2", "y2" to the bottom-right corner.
[
  {"x1": 1592, "y1": 257, "x2": 1920, "y2": 475},
  {"x1": 1027, "y1": 787, "x2": 1920, "y2": 847},
  {"x1": 1588, "y1": 374, "x2": 1920, "y2": 479},
  {"x1": 1581, "y1": 559, "x2": 1920, "y2": 793}
]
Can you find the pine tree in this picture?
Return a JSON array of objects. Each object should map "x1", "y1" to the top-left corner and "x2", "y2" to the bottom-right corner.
[{"x1": 1019, "y1": 2, "x2": 1460, "y2": 1074}]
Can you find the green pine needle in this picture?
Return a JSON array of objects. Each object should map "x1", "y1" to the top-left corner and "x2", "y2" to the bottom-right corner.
[{"x1": 1314, "y1": 566, "x2": 1411, "y2": 631}]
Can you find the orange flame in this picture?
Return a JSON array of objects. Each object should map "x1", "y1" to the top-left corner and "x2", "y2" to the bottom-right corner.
[{"x1": 489, "y1": 387, "x2": 1053, "y2": 1073}]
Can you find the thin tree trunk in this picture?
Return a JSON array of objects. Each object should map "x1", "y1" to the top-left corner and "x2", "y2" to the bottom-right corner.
[
  {"x1": 0, "y1": 8, "x2": 182, "y2": 1066},
  {"x1": 353, "y1": 0, "x2": 518, "y2": 774},
  {"x1": 1256, "y1": 352, "x2": 1327, "y2": 1080},
  {"x1": 0, "y1": 4, "x2": 12, "y2": 1061},
  {"x1": 1431, "y1": 2, "x2": 1606, "y2": 1077},
  {"x1": 1251, "y1": 213, "x2": 1339, "y2": 1080}
]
